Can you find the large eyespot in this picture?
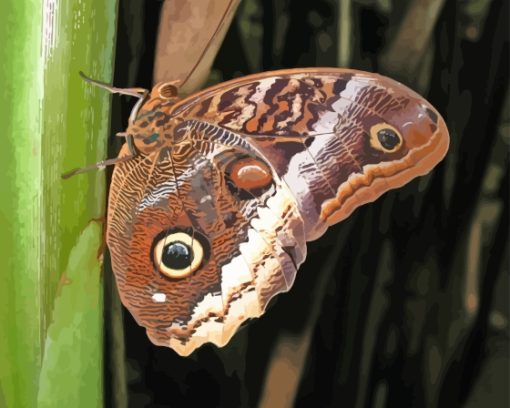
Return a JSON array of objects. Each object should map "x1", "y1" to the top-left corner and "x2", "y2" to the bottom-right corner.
[
  {"x1": 369, "y1": 123, "x2": 403, "y2": 153},
  {"x1": 153, "y1": 231, "x2": 204, "y2": 279}
]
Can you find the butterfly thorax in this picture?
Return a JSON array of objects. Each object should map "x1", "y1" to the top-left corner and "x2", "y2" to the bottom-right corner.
[
  {"x1": 126, "y1": 82, "x2": 187, "y2": 154},
  {"x1": 127, "y1": 114, "x2": 185, "y2": 155}
]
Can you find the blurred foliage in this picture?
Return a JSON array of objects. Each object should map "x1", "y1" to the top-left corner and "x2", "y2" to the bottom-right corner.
[{"x1": 153, "y1": 0, "x2": 241, "y2": 93}]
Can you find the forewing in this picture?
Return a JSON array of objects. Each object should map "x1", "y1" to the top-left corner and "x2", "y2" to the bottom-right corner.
[{"x1": 170, "y1": 68, "x2": 449, "y2": 240}]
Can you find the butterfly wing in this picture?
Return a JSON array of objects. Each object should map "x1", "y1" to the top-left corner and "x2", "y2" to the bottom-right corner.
[
  {"x1": 107, "y1": 123, "x2": 306, "y2": 356},
  {"x1": 169, "y1": 68, "x2": 449, "y2": 240},
  {"x1": 107, "y1": 68, "x2": 449, "y2": 356}
]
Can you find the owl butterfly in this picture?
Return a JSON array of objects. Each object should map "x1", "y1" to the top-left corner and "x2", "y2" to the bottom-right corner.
[{"x1": 101, "y1": 68, "x2": 448, "y2": 356}]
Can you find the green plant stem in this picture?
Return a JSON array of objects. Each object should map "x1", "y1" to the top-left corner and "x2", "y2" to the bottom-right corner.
[{"x1": 0, "y1": 1, "x2": 118, "y2": 407}]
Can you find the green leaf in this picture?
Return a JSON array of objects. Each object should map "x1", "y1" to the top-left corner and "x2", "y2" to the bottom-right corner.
[{"x1": 37, "y1": 222, "x2": 103, "y2": 408}]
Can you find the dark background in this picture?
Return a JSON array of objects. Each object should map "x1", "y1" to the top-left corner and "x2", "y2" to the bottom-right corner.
[{"x1": 104, "y1": 1, "x2": 509, "y2": 407}]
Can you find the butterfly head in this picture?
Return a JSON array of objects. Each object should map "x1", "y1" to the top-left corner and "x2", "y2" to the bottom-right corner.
[{"x1": 153, "y1": 80, "x2": 181, "y2": 100}]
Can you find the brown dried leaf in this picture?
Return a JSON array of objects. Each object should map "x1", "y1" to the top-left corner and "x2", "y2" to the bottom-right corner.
[
  {"x1": 153, "y1": 0, "x2": 241, "y2": 94},
  {"x1": 379, "y1": 0, "x2": 445, "y2": 84}
]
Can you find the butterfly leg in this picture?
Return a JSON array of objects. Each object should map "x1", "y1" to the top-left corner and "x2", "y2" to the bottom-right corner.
[
  {"x1": 115, "y1": 132, "x2": 138, "y2": 156},
  {"x1": 61, "y1": 129, "x2": 140, "y2": 180},
  {"x1": 62, "y1": 75, "x2": 148, "y2": 179},
  {"x1": 61, "y1": 153, "x2": 136, "y2": 180}
]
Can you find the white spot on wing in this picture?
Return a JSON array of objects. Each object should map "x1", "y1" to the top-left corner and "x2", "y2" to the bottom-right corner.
[
  {"x1": 152, "y1": 293, "x2": 167, "y2": 303},
  {"x1": 200, "y1": 194, "x2": 212, "y2": 204}
]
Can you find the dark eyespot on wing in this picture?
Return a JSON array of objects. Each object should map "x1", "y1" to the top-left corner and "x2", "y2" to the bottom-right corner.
[{"x1": 377, "y1": 128, "x2": 400, "y2": 150}]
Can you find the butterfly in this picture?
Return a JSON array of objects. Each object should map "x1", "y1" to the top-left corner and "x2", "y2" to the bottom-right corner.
[{"x1": 77, "y1": 68, "x2": 449, "y2": 356}]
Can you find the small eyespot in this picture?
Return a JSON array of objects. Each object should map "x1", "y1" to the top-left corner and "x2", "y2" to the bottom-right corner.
[
  {"x1": 230, "y1": 157, "x2": 272, "y2": 190},
  {"x1": 378, "y1": 129, "x2": 400, "y2": 149},
  {"x1": 157, "y1": 81, "x2": 179, "y2": 100},
  {"x1": 369, "y1": 123, "x2": 403, "y2": 153},
  {"x1": 225, "y1": 156, "x2": 273, "y2": 199},
  {"x1": 153, "y1": 232, "x2": 204, "y2": 279}
]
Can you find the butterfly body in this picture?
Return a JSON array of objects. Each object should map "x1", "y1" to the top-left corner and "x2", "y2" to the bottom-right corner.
[{"x1": 106, "y1": 68, "x2": 448, "y2": 356}]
